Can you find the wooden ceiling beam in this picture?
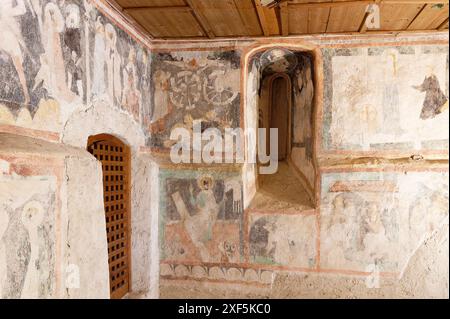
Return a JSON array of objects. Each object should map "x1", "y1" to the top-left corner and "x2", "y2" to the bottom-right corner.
[
  {"x1": 185, "y1": 0, "x2": 216, "y2": 38},
  {"x1": 288, "y1": 0, "x2": 449, "y2": 9},
  {"x1": 254, "y1": 0, "x2": 271, "y2": 36},
  {"x1": 280, "y1": 2, "x2": 289, "y2": 36},
  {"x1": 437, "y1": 17, "x2": 449, "y2": 29},
  {"x1": 405, "y1": 4, "x2": 427, "y2": 29},
  {"x1": 358, "y1": 11, "x2": 371, "y2": 33}
]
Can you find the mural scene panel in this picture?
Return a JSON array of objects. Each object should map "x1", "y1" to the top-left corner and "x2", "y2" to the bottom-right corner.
[
  {"x1": 0, "y1": 0, "x2": 151, "y2": 132},
  {"x1": 322, "y1": 45, "x2": 449, "y2": 152},
  {"x1": 320, "y1": 171, "x2": 449, "y2": 273}
]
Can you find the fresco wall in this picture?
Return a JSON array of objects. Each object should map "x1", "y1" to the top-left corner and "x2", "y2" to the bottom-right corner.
[
  {"x1": 148, "y1": 50, "x2": 241, "y2": 149},
  {"x1": 321, "y1": 45, "x2": 449, "y2": 153},
  {"x1": 0, "y1": 0, "x2": 151, "y2": 133},
  {"x1": 160, "y1": 41, "x2": 448, "y2": 298}
]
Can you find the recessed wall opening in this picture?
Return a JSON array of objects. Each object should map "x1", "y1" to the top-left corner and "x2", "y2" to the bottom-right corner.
[
  {"x1": 248, "y1": 48, "x2": 316, "y2": 212},
  {"x1": 87, "y1": 134, "x2": 131, "y2": 299}
]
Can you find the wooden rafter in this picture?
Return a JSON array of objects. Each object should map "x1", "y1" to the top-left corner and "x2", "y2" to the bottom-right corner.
[
  {"x1": 437, "y1": 17, "x2": 449, "y2": 29},
  {"x1": 254, "y1": 0, "x2": 271, "y2": 36},
  {"x1": 185, "y1": 0, "x2": 216, "y2": 38},
  {"x1": 358, "y1": 11, "x2": 371, "y2": 33},
  {"x1": 405, "y1": 4, "x2": 427, "y2": 29}
]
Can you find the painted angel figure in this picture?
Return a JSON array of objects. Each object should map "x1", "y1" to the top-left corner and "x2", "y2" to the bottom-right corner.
[{"x1": 413, "y1": 74, "x2": 448, "y2": 120}]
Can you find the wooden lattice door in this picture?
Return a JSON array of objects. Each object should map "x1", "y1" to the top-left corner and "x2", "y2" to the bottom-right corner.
[{"x1": 87, "y1": 134, "x2": 131, "y2": 299}]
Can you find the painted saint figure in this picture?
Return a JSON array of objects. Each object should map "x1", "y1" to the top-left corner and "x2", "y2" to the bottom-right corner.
[
  {"x1": 63, "y1": 3, "x2": 83, "y2": 98},
  {"x1": 66, "y1": 51, "x2": 84, "y2": 97},
  {"x1": 105, "y1": 23, "x2": 122, "y2": 105},
  {"x1": 171, "y1": 175, "x2": 220, "y2": 261},
  {"x1": 91, "y1": 16, "x2": 107, "y2": 98},
  {"x1": 0, "y1": 0, "x2": 30, "y2": 105},
  {"x1": 151, "y1": 70, "x2": 171, "y2": 125},
  {"x1": 413, "y1": 73, "x2": 448, "y2": 120},
  {"x1": 122, "y1": 47, "x2": 141, "y2": 121},
  {"x1": 36, "y1": 2, "x2": 75, "y2": 102}
]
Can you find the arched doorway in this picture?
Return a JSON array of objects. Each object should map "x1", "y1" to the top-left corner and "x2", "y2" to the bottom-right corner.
[
  {"x1": 87, "y1": 134, "x2": 131, "y2": 299},
  {"x1": 259, "y1": 72, "x2": 292, "y2": 162},
  {"x1": 269, "y1": 73, "x2": 291, "y2": 161}
]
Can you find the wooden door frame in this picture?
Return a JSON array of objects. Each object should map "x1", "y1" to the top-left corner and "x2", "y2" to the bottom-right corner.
[{"x1": 87, "y1": 133, "x2": 132, "y2": 299}]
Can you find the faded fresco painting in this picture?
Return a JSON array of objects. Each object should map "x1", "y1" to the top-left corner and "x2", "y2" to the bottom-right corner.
[
  {"x1": 320, "y1": 171, "x2": 449, "y2": 273},
  {"x1": 0, "y1": 0, "x2": 151, "y2": 131},
  {"x1": 0, "y1": 175, "x2": 56, "y2": 298},
  {"x1": 148, "y1": 51, "x2": 241, "y2": 148},
  {"x1": 87, "y1": 4, "x2": 151, "y2": 124},
  {"x1": 322, "y1": 45, "x2": 449, "y2": 151},
  {"x1": 160, "y1": 169, "x2": 243, "y2": 263},
  {"x1": 248, "y1": 213, "x2": 317, "y2": 268}
]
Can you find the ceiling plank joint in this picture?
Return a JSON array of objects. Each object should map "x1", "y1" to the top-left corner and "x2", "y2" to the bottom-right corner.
[{"x1": 185, "y1": 0, "x2": 216, "y2": 38}]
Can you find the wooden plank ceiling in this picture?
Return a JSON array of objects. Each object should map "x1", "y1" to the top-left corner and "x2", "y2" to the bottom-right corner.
[{"x1": 111, "y1": 0, "x2": 449, "y2": 39}]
